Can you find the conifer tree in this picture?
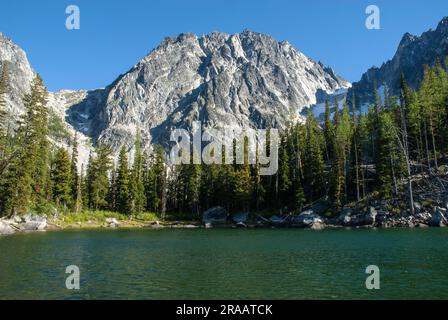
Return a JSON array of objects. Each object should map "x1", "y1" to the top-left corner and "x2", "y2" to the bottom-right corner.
[
  {"x1": 180, "y1": 159, "x2": 202, "y2": 215},
  {"x1": 303, "y1": 114, "x2": 325, "y2": 202},
  {"x1": 86, "y1": 144, "x2": 112, "y2": 210},
  {"x1": 323, "y1": 99, "x2": 334, "y2": 163},
  {"x1": 418, "y1": 66, "x2": 439, "y2": 171},
  {"x1": 51, "y1": 147, "x2": 72, "y2": 209},
  {"x1": 145, "y1": 145, "x2": 167, "y2": 217},
  {"x1": 0, "y1": 75, "x2": 49, "y2": 215},
  {"x1": 233, "y1": 137, "x2": 253, "y2": 211},
  {"x1": 130, "y1": 130, "x2": 145, "y2": 213},
  {"x1": 331, "y1": 102, "x2": 352, "y2": 209},
  {"x1": 252, "y1": 145, "x2": 266, "y2": 211},
  {"x1": 144, "y1": 153, "x2": 157, "y2": 213},
  {"x1": 70, "y1": 133, "x2": 82, "y2": 212},
  {"x1": 116, "y1": 145, "x2": 131, "y2": 214},
  {"x1": 350, "y1": 93, "x2": 362, "y2": 201},
  {"x1": 278, "y1": 133, "x2": 292, "y2": 208},
  {"x1": 399, "y1": 74, "x2": 415, "y2": 215},
  {"x1": 107, "y1": 163, "x2": 117, "y2": 211}
]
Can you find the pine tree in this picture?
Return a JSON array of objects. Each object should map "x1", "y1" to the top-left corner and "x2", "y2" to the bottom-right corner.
[
  {"x1": 376, "y1": 111, "x2": 405, "y2": 197},
  {"x1": 144, "y1": 157, "x2": 158, "y2": 213},
  {"x1": 130, "y1": 130, "x2": 145, "y2": 214},
  {"x1": 145, "y1": 145, "x2": 167, "y2": 217},
  {"x1": 0, "y1": 75, "x2": 49, "y2": 215},
  {"x1": 178, "y1": 158, "x2": 202, "y2": 215},
  {"x1": 51, "y1": 147, "x2": 72, "y2": 209},
  {"x1": 86, "y1": 144, "x2": 112, "y2": 210},
  {"x1": 116, "y1": 145, "x2": 131, "y2": 214},
  {"x1": 252, "y1": 145, "x2": 266, "y2": 211},
  {"x1": 107, "y1": 163, "x2": 117, "y2": 211},
  {"x1": 233, "y1": 137, "x2": 252, "y2": 211},
  {"x1": 85, "y1": 152, "x2": 94, "y2": 209},
  {"x1": 323, "y1": 99, "x2": 334, "y2": 163},
  {"x1": 350, "y1": 92, "x2": 362, "y2": 201},
  {"x1": 418, "y1": 66, "x2": 439, "y2": 171},
  {"x1": 278, "y1": 133, "x2": 292, "y2": 208},
  {"x1": 331, "y1": 101, "x2": 352, "y2": 209},
  {"x1": 28, "y1": 76, "x2": 50, "y2": 203},
  {"x1": 399, "y1": 74, "x2": 415, "y2": 215},
  {"x1": 70, "y1": 133, "x2": 82, "y2": 212},
  {"x1": 303, "y1": 114, "x2": 325, "y2": 202}
]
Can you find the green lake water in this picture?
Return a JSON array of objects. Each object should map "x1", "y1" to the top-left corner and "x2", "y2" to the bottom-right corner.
[{"x1": 0, "y1": 228, "x2": 448, "y2": 300}]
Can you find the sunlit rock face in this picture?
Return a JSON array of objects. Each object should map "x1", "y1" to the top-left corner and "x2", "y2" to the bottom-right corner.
[
  {"x1": 65, "y1": 31, "x2": 349, "y2": 154},
  {"x1": 1, "y1": 30, "x2": 349, "y2": 160},
  {"x1": 0, "y1": 32, "x2": 35, "y2": 118}
]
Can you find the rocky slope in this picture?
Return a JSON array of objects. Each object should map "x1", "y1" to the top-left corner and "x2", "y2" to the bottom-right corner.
[
  {"x1": 1, "y1": 30, "x2": 351, "y2": 160},
  {"x1": 66, "y1": 31, "x2": 351, "y2": 154},
  {"x1": 0, "y1": 33, "x2": 34, "y2": 122},
  {"x1": 0, "y1": 32, "x2": 92, "y2": 166}
]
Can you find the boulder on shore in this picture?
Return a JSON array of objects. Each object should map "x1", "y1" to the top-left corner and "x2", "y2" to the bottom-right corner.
[
  {"x1": 335, "y1": 208, "x2": 353, "y2": 226},
  {"x1": 270, "y1": 215, "x2": 289, "y2": 225},
  {"x1": 429, "y1": 207, "x2": 448, "y2": 227},
  {"x1": 291, "y1": 210, "x2": 325, "y2": 229},
  {"x1": 364, "y1": 207, "x2": 378, "y2": 225},
  {"x1": 0, "y1": 220, "x2": 15, "y2": 235},
  {"x1": 202, "y1": 207, "x2": 228, "y2": 225},
  {"x1": 333, "y1": 207, "x2": 377, "y2": 227},
  {"x1": 232, "y1": 212, "x2": 249, "y2": 224},
  {"x1": 105, "y1": 218, "x2": 120, "y2": 228},
  {"x1": 21, "y1": 215, "x2": 47, "y2": 231}
]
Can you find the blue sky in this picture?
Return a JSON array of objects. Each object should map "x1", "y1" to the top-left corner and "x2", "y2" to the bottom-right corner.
[{"x1": 1, "y1": 0, "x2": 447, "y2": 91}]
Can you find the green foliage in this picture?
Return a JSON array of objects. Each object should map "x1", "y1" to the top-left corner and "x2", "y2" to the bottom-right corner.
[
  {"x1": 51, "y1": 147, "x2": 72, "y2": 208},
  {"x1": 144, "y1": 145, "x2": 167, "y2": 216},
  {"x1": 48, "y1": 113, "x2": 71, "y2": 142},
  {"x1": 0, "y1": 75, "x2": 50, "y2": 216},
  {"x1": 116, "y1": 145, "x2": 131, "y2": 214},
  {"x1": 3, "y1": 59, "x2": 448, "y2": 219},
  {"x1": 85, "y1": 144, "x2": 112, "y2": 210},
  {"x1": 130, "y1": 129, "x2": 145, "y2": 214}
]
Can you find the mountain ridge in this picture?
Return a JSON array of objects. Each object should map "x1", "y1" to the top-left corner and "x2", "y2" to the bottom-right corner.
[
  {"x1": 63, "y1": 30, "x2": 350, "y2": 154},
  {"x1": 350, "y1": 16, "x2": 448, "y2": 104}
]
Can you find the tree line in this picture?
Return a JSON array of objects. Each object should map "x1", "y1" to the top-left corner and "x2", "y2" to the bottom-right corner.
[{"x1": 0, "y1": 59, "x2": 447, "y2": 218}]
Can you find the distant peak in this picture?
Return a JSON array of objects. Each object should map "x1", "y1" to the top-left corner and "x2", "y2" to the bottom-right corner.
[
  {"x1": 437, "y1": 16, "x2": 448, "y2": 32},
  {"x1": 398, "y1": 32, "x2": 416, "y2": 48},
  {"x1": 0, "y1": 31, "x2": 11, "y2": 41},
  {"x1": 160, "y1": 32, "x2": 197, "y2": 46},
  {"x1": 240, "y1": 29, "x2": 260, "y2": 36}
]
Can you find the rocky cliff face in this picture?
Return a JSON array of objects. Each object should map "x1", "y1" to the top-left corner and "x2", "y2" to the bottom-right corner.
[
  {"x1": 0, "y1": 32, "x2": 34, "y2": 119},
  {"x1": 1, "y1": 30, "x2": 350, "y2": 160},
  {"x1": 66, "y1": 31, "x2": 350, "y2": 153},
  {"x1": 0, "y1": 32, "x2": 93, "y2": 166},
  {"x1": 351, "y1": 16, "x2": 448, "y2": 103}
]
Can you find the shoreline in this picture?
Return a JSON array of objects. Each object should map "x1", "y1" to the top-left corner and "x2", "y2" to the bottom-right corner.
[
  {"x1": 2, "y1": 201, "x2": 448, "y2": 237},
  {"x1": 0, "y1": 216, "x2": 444, "y2": 237}
]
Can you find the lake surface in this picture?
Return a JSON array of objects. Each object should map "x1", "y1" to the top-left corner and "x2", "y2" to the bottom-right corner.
[{"x1": 1, "y1": 228, "x2": 448, "y2": 300}]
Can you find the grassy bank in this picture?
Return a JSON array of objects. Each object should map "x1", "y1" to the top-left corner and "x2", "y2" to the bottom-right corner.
[{"x1": 48, "y1": 210, "x2": 200, "y2": 229}]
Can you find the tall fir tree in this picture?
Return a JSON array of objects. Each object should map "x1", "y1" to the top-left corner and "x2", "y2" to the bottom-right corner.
[
  {"x1": 0, "y1": 75, "x2": 49, "y2": 215},
  {"x1": 130, "y1": 130, "x2": 145, "y2": 214},
  {"x1": 116, "y1": 145, "x2": 131, "y2": 214},
  {"x1": 70, "y1": 133, "x2": 82, "y2": 213},
  {"x1": 51, "y1": 147, "x2": 72, "y2": 209},
  {"x1": 86, "y1": 144, "x2": 112, "y2": 210},
  {"x1": 303, "y1": 114, "x2": 325, "y2": 202}
]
